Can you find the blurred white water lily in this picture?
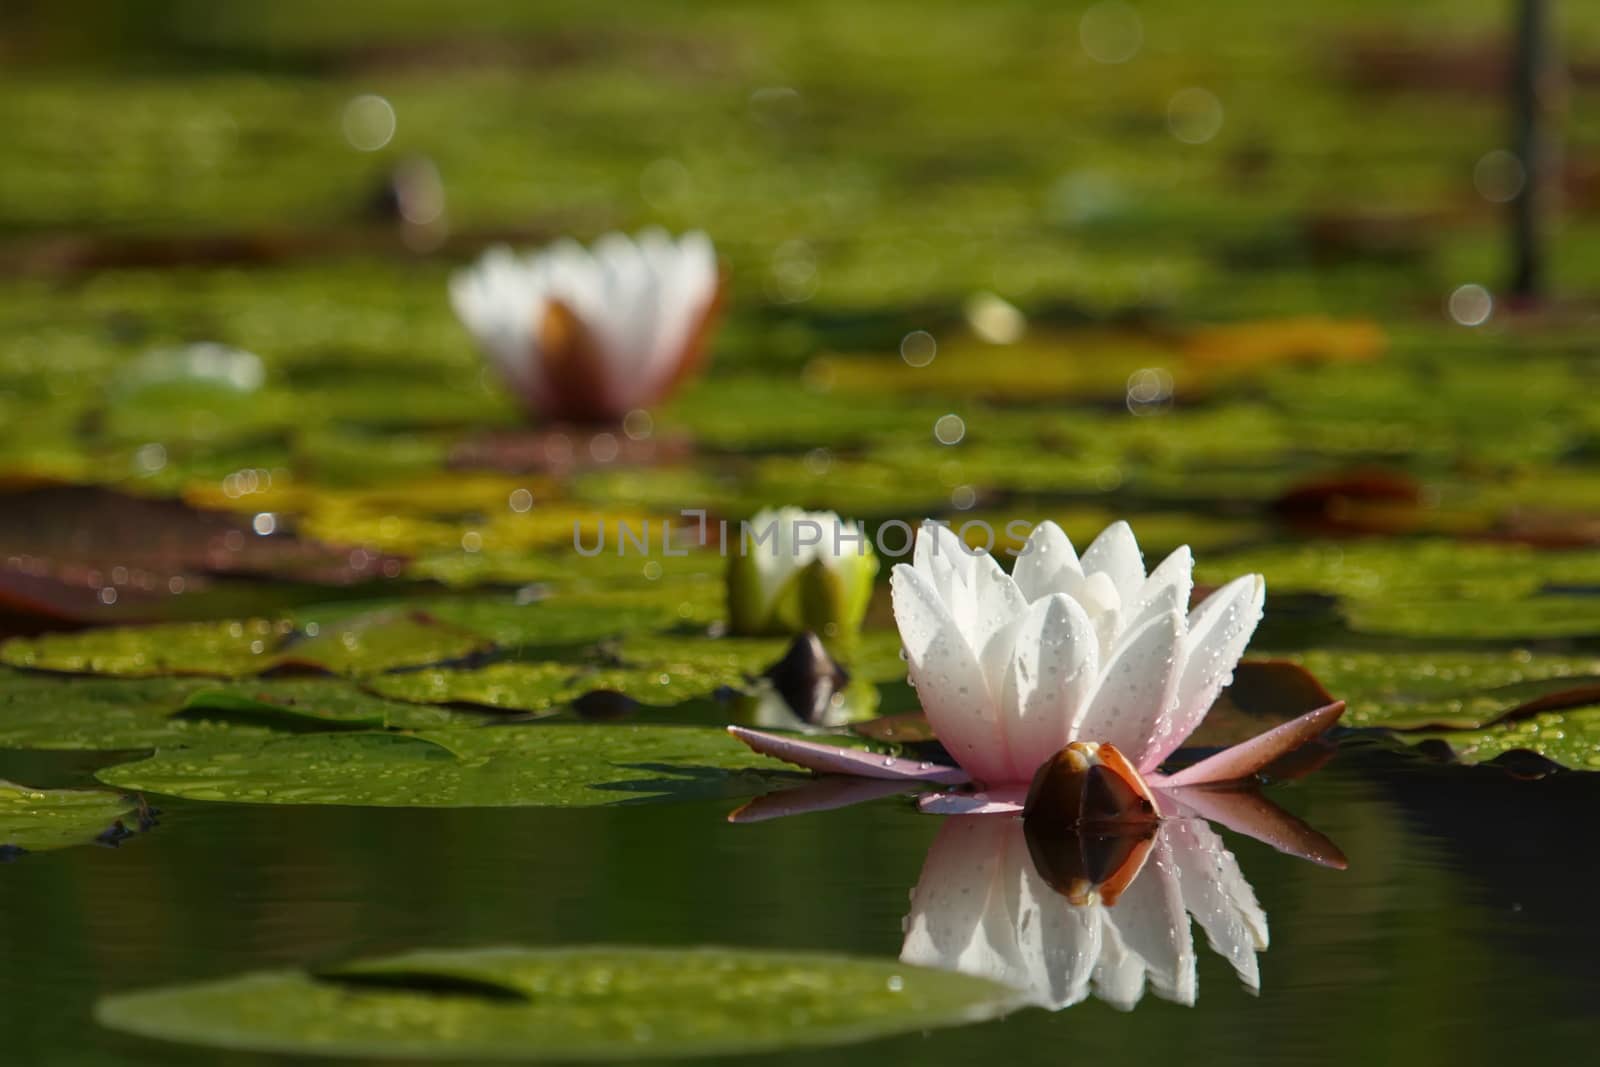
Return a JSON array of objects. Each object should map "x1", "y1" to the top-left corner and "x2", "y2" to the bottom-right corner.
[
  {"x1": 727, "y1": 508, "x2": 878, "y2": 639},
  {"x1": 450, "y1": 229, "x2": 720, "y2": 422},
  {"x1": 891, "y1": 519, "x2": 1264, "y2": 786},
  {"x1": 901, "y1": 815, "x2": 1268, "y2": 1011}
]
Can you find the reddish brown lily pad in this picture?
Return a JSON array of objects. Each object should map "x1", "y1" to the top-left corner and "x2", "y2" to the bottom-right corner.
[{"x1": 0, "y1": 486, "x2": 404, "y2": 629}]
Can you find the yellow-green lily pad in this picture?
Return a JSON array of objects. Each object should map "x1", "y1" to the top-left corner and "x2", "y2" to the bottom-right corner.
[{"x1": 96, "y1": 945, "x2": 1017, "y2": 1060}]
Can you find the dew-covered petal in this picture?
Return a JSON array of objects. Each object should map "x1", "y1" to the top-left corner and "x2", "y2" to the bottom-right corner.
[
  {"x1": 892, "y1": 563, "x2": 1009, "y2": 782},
  {"x1": 726, "y1": 726, "x2": 969, "y2": 783},
  {"x1": 913, "y1": 522, "x2": 973, "y2": 620},
  {"x1": 1158, "y1": 701, "x2": 1345, "y2": 787},
  {"x1": 1081, "y1": 521, "x2": 1145, "y2": 611},
  {"x1": 1076, "y1": 609, "x2": 1183, "y2": 770},
  {"x1": 1011, "y1": 521, "x2": 1083, "y2": 603},
  {"x1": 1076, "y1": 571, "x2": 1122, "y2": 664},
  {"x1": 1147, "y1": 573, "x2": 1266, "y2": 768},
  {"x1": 966, "y1": 553, "x2": 1031, "y2": 700},
  {"x1": 1000, "y1": 593, "x2": 1099, "y2": 780},
  {"x1": 1126, "y1": 546, "x2": 1193, "y2": 634}
]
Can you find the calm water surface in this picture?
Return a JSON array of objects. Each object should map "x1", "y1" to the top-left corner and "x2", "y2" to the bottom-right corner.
[{"x1": 1, "y1": 742, "x2": 1594, "y2": 1066}]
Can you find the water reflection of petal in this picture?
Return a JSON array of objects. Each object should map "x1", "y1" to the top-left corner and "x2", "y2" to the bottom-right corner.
[{"x1": 901, "y1": 815, "x2": 1272, "y2": 1011}]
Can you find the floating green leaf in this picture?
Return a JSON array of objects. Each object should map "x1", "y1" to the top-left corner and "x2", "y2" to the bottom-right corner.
[
  {"x1": 1202, "y1": 540, "x2": 1600, "y2": 603},
  {"x1": 1340, "y1": 595, "x2": 1600, "y2": 641},
  {"x1": 1404, "y1": 706, "x2": 1600, "y2": 771},
  {"x1": 1, "y1": 619, "x2": 289, "y2": 677},
  {"x1": 180, "y1": 679, "x2": 485, "y2": 731},
  {"x1": 2, "y1": 609, "x2": 497, "y2": 680},
  {"x1": 96, "y1": 724, "x2": 795, "y2": 807},
  {"x1": 1284, "y1": 650, "x2": 1600, "y2": 730},
  {"x1": 0, "y1": 780, "x2": 146, "y2": 855},
  {"x1": 273, "y1": 610, "x2": 493, "y2": 676},
  {"x1": 0, "y1": 670, "x2": 477, "y2": 750},
  {"x1": 96, "y1": 945, "x2": 1017, "y2": 1060},
  {"x1": 365, "y1": 661, "x2": 586, "y2": 714}
]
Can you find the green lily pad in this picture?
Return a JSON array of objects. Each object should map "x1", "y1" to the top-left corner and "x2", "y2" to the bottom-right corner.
[
  {"x1": 366, "y1": 632, "x2": 888, "y2": 715},
  {"x1": 365, "y1": 661, "x2": 587, "y2": 714},
  {"x1": 1282, "y1": 649, "x2": 1600, "y2": 769},
  {"x1": 1201, "y1": 539, "x2": 1600, "y2": 603},
  {"x1": 1339, "y1": 595, "x2": 1600, "y2": 641},
  {"x1": 0, "y1": 671, "x2": 477, "y2": 750},
  {"x1": 1285, "y1": 650, "x2": 1600, "y2": 730},
  {"x1": 361, "y1": 633, "x2": 787, "y2": 716},
  {"x1": 96, "y1": 945, "x2": 1017, "y2": 1060},
  {"x1": 180, "y1": 680, "x2": 485, "y2": 731},
  {"x1": 0, "y1": 780, "x2": 146, "y2": 855},
  {"x1": 1, "y1": 609, "x2": 499, "y2": 680},
  {"x1": 95, "y1": 724, "x2": 795, "y2": 807},
  {"x1": 272, "y1": 610, "x2": 493, "y2": 676},
  {"x1": 1405, "y1": 706, "x2": 1600, "y2": 771},
  {"x1": 0, "y1": 619, "x2": 289, "y2": 677}
]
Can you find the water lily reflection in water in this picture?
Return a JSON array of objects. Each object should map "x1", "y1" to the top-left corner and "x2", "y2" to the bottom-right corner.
[{"x1": 903, "y1": 815, "x2": 1272, "y2": 1011}]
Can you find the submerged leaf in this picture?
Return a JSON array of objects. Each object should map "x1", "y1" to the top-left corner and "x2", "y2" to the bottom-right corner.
[{"x1": 96, "y1": 945, "x2": 1017, "y2": 1060}]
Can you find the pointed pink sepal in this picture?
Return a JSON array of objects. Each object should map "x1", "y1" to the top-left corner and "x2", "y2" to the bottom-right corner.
[
  {"x1": 1156, "y1": 701, "x2": 1345, "y2": 788},
  {"x1": 916, "y1": 786, "x2": 1028, "y2": 816},
  {"x1": 725, "y1": 725, "x2": 970, "y2": 784},
  {"x1": 727, "y1": 777, "x2": 916, "y2": 823}
]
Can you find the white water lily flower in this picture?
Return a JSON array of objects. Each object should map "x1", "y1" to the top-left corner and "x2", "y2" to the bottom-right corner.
[
  {"x1": 727, "y1": 507, "x2": 878, "y2": 638},
  {"x1": 450, "y1": 229, "x2": 719, "y2": 421},
  {"x1": 890, "y1": 519, "x2": 1265, "y2": 786},
  {"x1": 901, "y1": 815, "x2": 1268, "y2": 1011}
]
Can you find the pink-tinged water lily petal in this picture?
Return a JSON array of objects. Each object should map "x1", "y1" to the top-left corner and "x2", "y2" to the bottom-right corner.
[
  {"x1": 967, "y1": 553, "x2": 1031, "y2": 699},
  {"x1": 726, "y1": 725, "x2": 969, "y2": 784},
  {"x1": 1126, "y1": 546, "x2": 1194, "y2": 633},
  {"x1": 1000, "y1": 593, "x2": 1099, "y2": 781},
  {"x1": 1161, "y1": 818, "x2": 1267, "y2": 990},
  {"x1": 1077, "y1": 609, "x2": 1183, "y2": 771},
  {"x1": 916, "y1": 787, "x2": 1029, "y2": 815},
  {"x1": 1158, "y1": 701, "x2": 1345, "y2": 787},
  {"x1": 892, "y1": 563, "x2": 1010, "y2": 782},
  {"x1": 1158, "y1": 784, "x2": 1348, "y2": 869},
  {"x1": 1076, "y1": 571, "x2": 1123, "y2": 666},
  {"x1": 727, "y1": 777, "x2": 916, "y2": 823},
  {"x1": 1011, "y1": 521, "x2": 1083, "y2": 602},
  {"x1": 901, "y1": 817, "x2": 1032, "y2": 992},
  {"x1": 1081, "y1": 521, "x2": 1146, "y2": 611},
  {"x1": 912, "y1": 522, "x2": 969, "y2": 617},
  {"x1": 1144, "y1": 573, "x2": 1267, "y2": 769},
  {"x1": 1097, "y1": 832, "x2": 1195, "y2": 1007}
]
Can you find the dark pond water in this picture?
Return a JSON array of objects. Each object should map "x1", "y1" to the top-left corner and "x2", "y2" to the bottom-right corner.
[{"x1": 2, "y1": 741, "x2": 1595, "y2": 1066}]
